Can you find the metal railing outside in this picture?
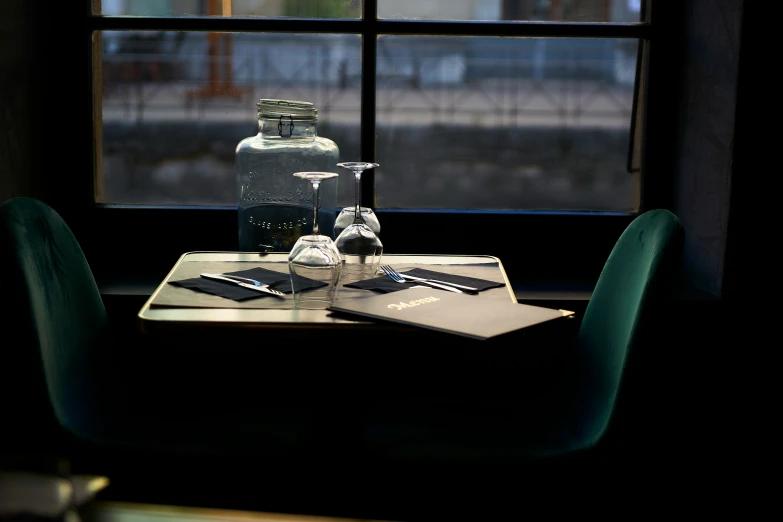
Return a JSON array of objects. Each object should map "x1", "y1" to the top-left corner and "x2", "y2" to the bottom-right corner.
[{"x1": 101, "y1": 33, "x2": 635, "y2": 128}]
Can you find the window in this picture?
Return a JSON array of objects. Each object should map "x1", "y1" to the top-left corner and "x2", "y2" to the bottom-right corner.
[{"x1": 86, "y1": 1, "x2": 656, "y2": 283}]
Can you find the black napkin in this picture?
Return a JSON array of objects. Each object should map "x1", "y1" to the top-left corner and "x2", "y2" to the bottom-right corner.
[
  {"x1": 169, "y1": 266, "x2": 323, "y2": 301},
  {"x1": 344, "y1": 267, "x2": 505, "y2": 294}
]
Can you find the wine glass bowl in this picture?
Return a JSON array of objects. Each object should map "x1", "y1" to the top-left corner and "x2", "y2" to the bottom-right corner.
[
  {"x1": 288, "y1": 171, "x2": 341, "y2": 309},
  {"x1": 334, "y1": 162, "x2": 383, "y2": 278}
]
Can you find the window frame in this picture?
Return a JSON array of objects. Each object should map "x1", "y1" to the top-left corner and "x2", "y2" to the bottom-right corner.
[{"x1": 79, "y1": 1, "x2": 672, "y2": 289}]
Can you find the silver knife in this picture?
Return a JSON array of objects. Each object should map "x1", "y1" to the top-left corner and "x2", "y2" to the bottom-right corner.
[
  {"x1": 408, "y1": 279, "x2": 464, "y2": 293},
  {"x1": 397, "y1": 274, "x2": 480, "y2": 294},
  {"x1": 200, "y1": 273, "x2": 286, "y2": 298}
]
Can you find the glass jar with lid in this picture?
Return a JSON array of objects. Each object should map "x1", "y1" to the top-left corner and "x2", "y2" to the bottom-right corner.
[{"x1": 236, "y1": 99, "x2": 340, "y2": 252}]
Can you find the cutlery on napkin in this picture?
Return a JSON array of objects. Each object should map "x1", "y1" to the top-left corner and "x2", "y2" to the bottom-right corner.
[
  {"x1": 169, "y1": 266, "x2": 325, "y2": 301},
  {"x1": 344, "y1": 267, "x2": 505, "y2": 294},
  {"x1": 200, "y1": 273, "x2": 286, "y2": 298}
]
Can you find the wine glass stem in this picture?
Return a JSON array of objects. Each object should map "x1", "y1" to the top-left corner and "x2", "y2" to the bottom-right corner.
[
  {"x1": 353, "y1": 171, "x2": 363, "y2": 224},
  {"x1": 311, "y1": 180, "x2": 320, "y2": 236}
]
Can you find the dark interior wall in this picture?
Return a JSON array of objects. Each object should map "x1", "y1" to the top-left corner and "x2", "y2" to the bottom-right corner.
[
  {"x1": 0, "y1": 1, "x2": 36, "y2": 200},
  {"x1": 722, "y1": 1, "x2": 757, "y2": 305},
  {"x1": 0, "y1": 2, "x2": 90, "y2": 231},
  {"x1": 672, "y1": 0, "x2": 742, "y2": 298}
]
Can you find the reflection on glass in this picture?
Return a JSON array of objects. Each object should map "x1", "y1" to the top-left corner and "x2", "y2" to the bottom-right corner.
[
  {"x1": 98, "y1": 0, "x2": 361, "y2": 19},
  {"x1": 374, "y1": 35, "x2": 639, "y2": 211},
  {"x1": 99, "y1": 31, "x2": 361, "y2": 206},
  {"x1": 378, "y1": 0, "x2": 642, "y2": 22}
]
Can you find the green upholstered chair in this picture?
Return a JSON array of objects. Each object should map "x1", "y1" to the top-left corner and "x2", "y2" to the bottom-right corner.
[
  {"x1": 0, "y1": 197, "x2": 315, "y2": 475},
  {"x1": 354, "y1": 209, "x2": 684, "y2": 506}
]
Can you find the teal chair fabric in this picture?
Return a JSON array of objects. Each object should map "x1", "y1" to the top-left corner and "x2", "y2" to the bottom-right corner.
[
  {"x1": 567, "y1": 208, "x2": 684, "y2": 451},
  {"x1": 0, "y1": 197, "x2": 112, "y2": 448},
  {"x1": 358, "y1": 208, "x2": 685, "y2": 462},
  {"x1": 0, "y1": 197, "x2": 314, "y2": 463}
]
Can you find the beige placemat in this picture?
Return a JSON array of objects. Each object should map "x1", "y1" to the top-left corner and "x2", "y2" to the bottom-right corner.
[{"x1": 150, "y1": 260, "x2": 509, "y2": 309}]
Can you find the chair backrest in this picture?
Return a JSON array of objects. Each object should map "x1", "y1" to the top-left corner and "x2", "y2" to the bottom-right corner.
[
  {"x1": 0, "y1": 197, "x2": 110, "y2": 445},
  {"x1": 567, "y1": 208, "x2": 683, "y2": 449}
]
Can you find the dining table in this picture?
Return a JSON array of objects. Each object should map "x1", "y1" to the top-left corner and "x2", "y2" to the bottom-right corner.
[
  {"x1": 133, "y1": 251, "x2": 577, "y2": 435},
  {"x1": 137, "y1": 251, "x2": 522, "y2": 334}
]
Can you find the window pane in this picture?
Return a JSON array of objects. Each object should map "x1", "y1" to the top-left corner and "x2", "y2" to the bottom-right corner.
[
  {"x1": 98, "y1": 0, "x2": 361, "y2": 19},
  {"x1": 375, "y1": 35, "x2": 639, "y2": 211},
  {"x1": 378, "y1": 0, "x2": 642, "y2": 22},
  {"x1": 99, "y1": 31, "x2": 361, "y2": 206}
]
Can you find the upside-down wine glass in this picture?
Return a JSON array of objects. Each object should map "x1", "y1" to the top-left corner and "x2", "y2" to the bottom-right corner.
[
  {"x1": 333, "y1": 162, "x2": 383, "y2": 278},
  {"x1": 288, "y1": 171, "x2": 342, "y2": 309}
]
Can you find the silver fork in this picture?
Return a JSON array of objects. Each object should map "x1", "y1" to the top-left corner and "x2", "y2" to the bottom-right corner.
[
  {"x1": 381, "y1": 265, "x2": 480, "y2": 294},
  {"x1": 380, "y1": 265, "x2": 463, "y2": 294}
]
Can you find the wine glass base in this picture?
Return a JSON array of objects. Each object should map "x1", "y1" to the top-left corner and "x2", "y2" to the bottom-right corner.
[
  {"x1": 289, "y1": 266, "x2": 340, "y2": 309},
  {"x1": 292, "y1": 297, "x2": 336, "y2": 310},
  {"x1": 340, "y1": 255, "x2": 382, "y2": 279}
]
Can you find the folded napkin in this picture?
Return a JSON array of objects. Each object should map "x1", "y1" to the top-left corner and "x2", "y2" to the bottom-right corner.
[
  {"x1": 169, "y1": 267, "x2": 323, "y2": 301},
  {"x1": 345, "y1": 267, "x2": 505, "y2": 294}
]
